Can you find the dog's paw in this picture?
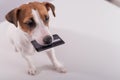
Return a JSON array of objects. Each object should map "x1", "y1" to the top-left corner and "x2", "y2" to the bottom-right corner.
[
  {"x1": 54, "y1": 64, "x2": 67, "y2": 73},
  {"x1": 55, "y1": 66, "x2": 67, "y2": 73},
  {"x1": 28, "y1": 67, "x2": 36, "y2": 75}
]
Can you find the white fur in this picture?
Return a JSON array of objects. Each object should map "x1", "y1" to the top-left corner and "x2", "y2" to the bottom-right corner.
[
  {"x1": 31, "y1": 9, "x2": 52, "y2": 45},
  {"x1": 7, "y1": 9, "x2": 66, "y2": 75}
]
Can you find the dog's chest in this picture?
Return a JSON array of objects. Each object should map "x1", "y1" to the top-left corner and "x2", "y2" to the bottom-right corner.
[{"x1": 7, "y1": 24, "x2": 36, "y2": 55}]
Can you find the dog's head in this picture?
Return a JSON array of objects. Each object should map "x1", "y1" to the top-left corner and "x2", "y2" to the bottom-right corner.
[{"x1": 6, "y1": 2, "x2": 55, "y2": 45}]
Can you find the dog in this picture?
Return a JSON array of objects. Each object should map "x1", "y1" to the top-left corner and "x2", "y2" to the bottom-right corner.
[{"x1": 5, "y1": 1, "x2": 66, "y2": 75}]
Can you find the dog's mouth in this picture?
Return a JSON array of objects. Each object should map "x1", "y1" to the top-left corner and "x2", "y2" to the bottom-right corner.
[
  {"x1": 33, "y1": 35, "x2": 53, "y2": 46},
  {"x1": 33, "y1": 35, "x2": 62, "y2": 46},
  {"x1": 31, "y1": 34, "x2": 65, "y2": 52}
]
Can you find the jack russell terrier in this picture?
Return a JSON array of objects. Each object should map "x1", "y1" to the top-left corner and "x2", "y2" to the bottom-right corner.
[{"x1": 5, "y1": 1, "x2": 66, "y2": 75}]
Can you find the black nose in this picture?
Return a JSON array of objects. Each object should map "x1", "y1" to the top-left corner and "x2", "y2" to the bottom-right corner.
[{"x1": 43, "y1": 35, "x2": 52, "y2": 44}]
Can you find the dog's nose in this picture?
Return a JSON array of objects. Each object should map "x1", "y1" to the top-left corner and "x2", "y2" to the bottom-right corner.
[{"x1": 43, "y1": 35, "x2": 52, "y2": 44}]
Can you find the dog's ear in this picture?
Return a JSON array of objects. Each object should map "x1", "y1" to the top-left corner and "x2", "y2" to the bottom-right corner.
[
  {"x1": 43, "y1": 2, "x2": 56, "y2": 17},
  {"x1": 5, "y1": 8, "x2": 20, "y2": 27}
]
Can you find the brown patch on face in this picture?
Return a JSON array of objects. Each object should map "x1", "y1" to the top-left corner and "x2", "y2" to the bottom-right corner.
[
  {"x1": 5, "y1": 2, "x2": 55, "y2": 34},
  {"x1": 17, "y1": 4, "x2": 33, "y2": 33}
]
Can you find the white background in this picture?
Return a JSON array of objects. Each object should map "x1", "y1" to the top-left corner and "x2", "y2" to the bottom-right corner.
[{"x1": 0, "y1": 0, "x2": 120, "y2": 80}]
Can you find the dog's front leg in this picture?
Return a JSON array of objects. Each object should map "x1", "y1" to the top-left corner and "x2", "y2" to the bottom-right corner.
[
  {"x1": 22, "y1": 54, "x2": 36, "y2": 75},
  {"x1": 46, "y1": 48, "x2": 67, "y2": 73}
]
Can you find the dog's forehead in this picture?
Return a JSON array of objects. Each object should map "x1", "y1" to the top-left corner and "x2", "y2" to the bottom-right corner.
[
  {"x1": 19, "y1": 2, "x2": 47, "y2": 16},
  {"x1": 18, "y1": 2, "x2": 48, "y2": 23},
  {"x1": 18, "y1": 4, "x2": 32, "y2": 19}
]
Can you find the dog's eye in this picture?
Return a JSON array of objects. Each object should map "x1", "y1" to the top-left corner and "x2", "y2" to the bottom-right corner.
[
  {"x1": 44, "y1": 15, "x2": 49, "y2": 22},
  {"x1": 25, "y1": 18, "x2": 36, "y2": 28}
]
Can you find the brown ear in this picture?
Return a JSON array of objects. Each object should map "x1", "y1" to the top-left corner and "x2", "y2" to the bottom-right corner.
[
  {"x1": 5, "y1": 8, "x2": 20, "y2": 27},
  {"x1": 43, "y1": 2, "x2": 56, "y2": 17}
]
